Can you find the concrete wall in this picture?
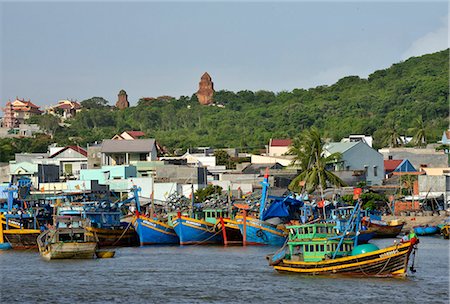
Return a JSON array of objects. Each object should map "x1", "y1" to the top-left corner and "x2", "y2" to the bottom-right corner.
[
  {"x1": 418, "y1": 175, "x2": 449, "y2": 207},
  {"x1": 251, "y1": 155, "x2": 293, "y2": 166},
  {"x1": 0, "y1": 163, "x2": 10, "y2": 183},
  {"x1": 155, "y1": 165, "x2": 207, "y2": 185},
  {"x1": 268, "y1": 146, "x2": 289, "y2": 157},
  {"x1": 87, "y1": 145, "x2": 102, "y2": 169}
]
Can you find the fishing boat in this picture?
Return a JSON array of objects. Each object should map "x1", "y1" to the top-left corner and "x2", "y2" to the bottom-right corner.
[
  {"x1": 37, "y1": 215, "x2": 97, "y2": 260},
  {"x1": 173, "y1": 209, "x2": 224, "y2": 245},
  {"x1": 1, "y1": 179, "x2": 49, "y2": 249},
  {"x1": 329, "y1": 206, "x2": 375, "y2": 244},
  {"x1": 268, "y1": 202, "x2": 420, "y2": 277},
  {"x1": 130, "y1": 187, "x2": 179, "y2": 245},
  {"x1": 236, "y1": 170, "x2": 311, "y2": 246},
  {"x1": 217, "y1": 217, "x2": 243, "y2": 246},
  {"x1": 413, "y1": 225, "x2": 439, "y2": 236},
  {"x1": 361, "y1": 217, "x2": 405, "y2": 238}
]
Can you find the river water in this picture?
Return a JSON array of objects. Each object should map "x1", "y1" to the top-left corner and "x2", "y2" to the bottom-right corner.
[{"x1": 0, "y1": 236, "x2": 448, "y2": 304}]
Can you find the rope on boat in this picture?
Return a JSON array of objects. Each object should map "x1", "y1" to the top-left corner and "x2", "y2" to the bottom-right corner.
[
  {"x1": 190, "y1": 228, "x2": 223, "y2": 246},
  {"x1": 111, "y1": 220, "x2": 134, "y2": 247}
]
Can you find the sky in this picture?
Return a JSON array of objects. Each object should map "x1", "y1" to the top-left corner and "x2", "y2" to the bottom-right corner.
[{"x1": 0, "y1": 1, "x2": 448, "y2": 107}]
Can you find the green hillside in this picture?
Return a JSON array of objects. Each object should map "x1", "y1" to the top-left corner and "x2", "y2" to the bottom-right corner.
[{"x1": 2, "y1": 49, "x2": 448, "y2": 160}]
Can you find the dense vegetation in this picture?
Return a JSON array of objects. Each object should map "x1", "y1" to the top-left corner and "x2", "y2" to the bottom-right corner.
[{"x1": 1, "y1": 49, "x2": 448, "y2": 161}]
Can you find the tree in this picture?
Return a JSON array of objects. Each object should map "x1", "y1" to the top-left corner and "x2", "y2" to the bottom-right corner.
[
  {"x1": 411, "y1": 116, "x2": 427, "y2": 147},
  {"x1": 383, "y1": 122, "x2": 403, "y2": 148},
  {"x1": 194, "y1": 185, "x2": 223, "y2": 203},
  {"x1": 34, "y1": 114, "x2": 60, "y2": 136},
  {"x1": 80, "y1": 97, "x2": 110, "y2": 109},
  {"x1": 288, "y1": 127, "x2": 346, "y2": 194},
  {"x1": 214, "y1": 149, "x2": 234, "y2": 169}
]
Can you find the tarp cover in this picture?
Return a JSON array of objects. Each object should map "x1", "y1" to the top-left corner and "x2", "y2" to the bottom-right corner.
[{"x1": 262, "y1": 196, "x2": 303, "y2": 221}]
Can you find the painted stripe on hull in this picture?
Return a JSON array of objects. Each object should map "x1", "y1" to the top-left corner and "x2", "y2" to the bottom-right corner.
[
  {"x1": 273, "y1": 242, "x2": 413, "y2": 276},
  {"x1": 133, "y1": 217, "x2": 179, "y2": 245},
  {"x1": 237, "y1": 218, "x2": 286, "y2": 246},
  {"x1": 173, "y1": 217, "x2": 222, "y2": 245}
]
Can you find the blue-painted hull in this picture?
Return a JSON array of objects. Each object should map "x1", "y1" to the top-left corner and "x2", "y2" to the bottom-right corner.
[
  {"x1": 414, "y1": 226, "x2": 439, "y2": 235},
  {"x1": 237, "y1": 217, "x2": 287, "y2": 246},
  {"x1": 357, "y1": 231, "x2": 376, "y2": 244},
  {"x1": 173, "y1": 216, "x2": 222, "y2": 245},
  {"x1": 133, "y1": 216, "x2": 179, "y2": 245},
  {"x1": 0, "y1": 242, "x2": 12, "y2": 250}
]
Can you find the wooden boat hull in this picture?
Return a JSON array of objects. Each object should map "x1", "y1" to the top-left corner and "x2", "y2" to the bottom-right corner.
[
  {"x1": 3, "y1": 229, "x2": 41, "y2": 249},
  {"x1": 133, "y1": 215, "x2": 179, "y2": 245},
  {"x1": 236, "y1": 216, "x2": 286, "y2": 246},
  {"x1": 271, "y1": 241, "x2": 415, "y2": 277},
  {"x1": 218, "y1": 218, "x2": 243, "y2": 245},
  {"x1": 441, "y1": 225, "x2": 449, "y2": 239},
  {"x1": 39, "y1": 242, "x2": 97, "y2": 260},
  {"x1": 95, "y1": 250, "x2": 115, "y2": 258},
  {"x1": 361, "y1": 219, "x2": 404, "y2": 238},
  {"x1": 413, "y1": 226, "x2": 439, "y2": 236},
  {"x1": 173, "y1": 216, "x2": 222, "y2": 245},
  {"x1": 85, "y1": 226, "x2": 139, "y2": 247}
]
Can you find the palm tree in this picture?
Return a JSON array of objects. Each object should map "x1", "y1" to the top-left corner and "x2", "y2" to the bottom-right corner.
[
  {"x1": 287, "y1": 127, "x2": 346, "y2": 194},
  {"x1": 411, "y1": 116, "x2": 427, "y2": 147},
  {"x1": 383, "y1": 122, "x2": 403, "y2": 148}
]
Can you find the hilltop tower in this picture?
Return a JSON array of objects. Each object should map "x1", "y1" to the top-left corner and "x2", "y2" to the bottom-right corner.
[
  {"x1": 196, "y1": 72, "x2": 214, "y2": 105},
  {"x1": 116, "y1": 89, "x2": 129, "y2": 109}
]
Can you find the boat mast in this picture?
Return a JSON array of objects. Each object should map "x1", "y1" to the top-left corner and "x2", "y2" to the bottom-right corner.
[{"x1": 259, "y1": 168, "x2": 270, "y2": 221}]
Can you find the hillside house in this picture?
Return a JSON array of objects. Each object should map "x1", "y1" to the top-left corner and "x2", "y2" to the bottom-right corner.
[
  {"x1": 47, "y1": 100, "x2": 81, "y2": 119},
  {"x1": 324, "y1": 141, "x2": 384, "y2": 186},
  {"x1": 267, "y1": 139, "x2": 292, "y2": 156},
  {"x1": 112, "y1": 131, "x2": 146, "y2": 140},
  {"x1": 101, "y1": 139, "x2": 158, "y2": 165}
]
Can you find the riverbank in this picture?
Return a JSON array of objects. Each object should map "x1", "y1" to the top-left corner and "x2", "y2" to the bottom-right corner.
[{"x1": 382, "y1": 215, "x2": 448, "y2": 233}]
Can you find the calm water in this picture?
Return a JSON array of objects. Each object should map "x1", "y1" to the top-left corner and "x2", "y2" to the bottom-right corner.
[{"x1": 1, "y1": 237, "x2": 448, "y2": 304}]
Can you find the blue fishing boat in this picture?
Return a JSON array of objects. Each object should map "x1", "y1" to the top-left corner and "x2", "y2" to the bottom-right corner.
[
  {"x1": 134, "y1": 214, "x2": 179, "y2": 245},
  {"x1": 413, "y1": 225, "x2": 439, "y2": 236},
  {"x1": 329, "y1": 206, "x2": 375, "y2": 244},
  {"x1": 237, "y1": 170, "x2": 311, "y2": 246},
  {"x1": 173, "y1": 210, "x2": 224, "y2": 245},
  {"x1": 130, "y1": 187, "x2": 179, "y2": 245}
]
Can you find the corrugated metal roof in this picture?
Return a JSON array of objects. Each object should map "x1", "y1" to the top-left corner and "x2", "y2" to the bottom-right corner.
[
  {"x1": 101, "y1": 139, "x2": 155, "y2": 153},
  {"x1": 324, "y1": 142, "x2": 358, "y2": 154}
]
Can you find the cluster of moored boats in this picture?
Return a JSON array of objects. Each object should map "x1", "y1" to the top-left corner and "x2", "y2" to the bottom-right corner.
[{"x1": 1, "y1": 174, "x2": 448, "y2": 277}]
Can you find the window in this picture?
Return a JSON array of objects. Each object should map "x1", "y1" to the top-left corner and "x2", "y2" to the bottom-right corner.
[
  {"x1": 81, "y1": 164, "x2": 87, "y2": 170},
  {"x1": 373, "y1": 166, "x2": 378, "y2": 177},
  {"x1": 140, "y1": 153, "x2": 147, "y2": 161}
]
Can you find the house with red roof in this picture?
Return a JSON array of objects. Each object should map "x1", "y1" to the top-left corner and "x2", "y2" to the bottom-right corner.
[
  {"x1": 48, "y1": 145, "x2": 88, "y2": 179},
  {"x1": 2, "y1": 98, "x2": 43, "y2": 128},
  {"x1": 384, "y1": 158, "x2": 416, "y2": 178},
  {"x1": 112, "y1": 130, "x2": 146, "y2": 140},
  {"x1": 47, "y1": 99, "x2": 81, "y2": 119},
  {"x1": 267, "y1": 138, "x2": 293, "y2": 157}
]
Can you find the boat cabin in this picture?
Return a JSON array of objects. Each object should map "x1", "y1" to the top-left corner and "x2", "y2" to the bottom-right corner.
[{"x1": 286, "y1": 223, "x2": 354, "y2": 262}]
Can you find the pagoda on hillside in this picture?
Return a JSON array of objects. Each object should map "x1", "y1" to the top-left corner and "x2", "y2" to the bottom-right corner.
[
  {"x1": 196, "y1": 72, "x2": 214, "y2": 105},
  {"x1": 2, "y1": 98, "x2": 42, "y2": 128}
]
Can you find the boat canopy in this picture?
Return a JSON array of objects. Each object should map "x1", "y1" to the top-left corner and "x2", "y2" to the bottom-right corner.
[{"x1": 262, "y1": 196, "x2": 303, "y2": 221}]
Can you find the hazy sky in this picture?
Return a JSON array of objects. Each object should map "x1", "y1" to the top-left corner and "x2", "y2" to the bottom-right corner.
[{"x1": 0, "y1": 1, "x2": 448, "y2": 107}]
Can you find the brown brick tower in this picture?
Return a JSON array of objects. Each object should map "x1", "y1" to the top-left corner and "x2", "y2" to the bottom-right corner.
[
  {"x1": 196, "y1": 72, "x2": 214, "y2": 105},
  {"x1": 116, "y1": 89, "x2": 129, "y2": 109}
]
